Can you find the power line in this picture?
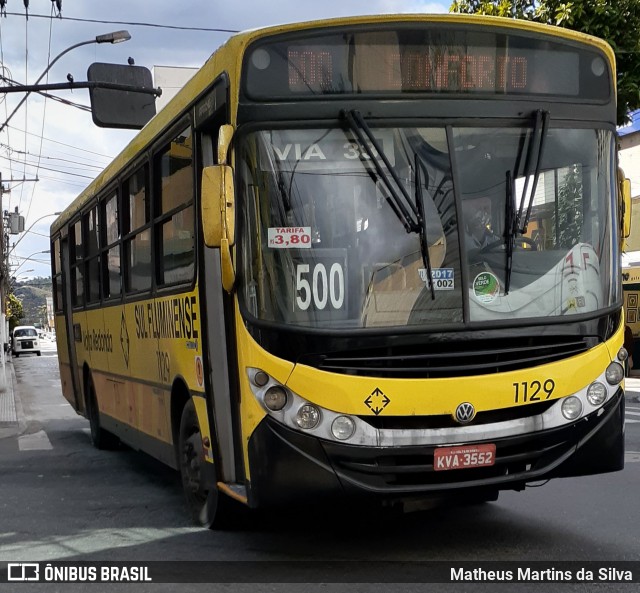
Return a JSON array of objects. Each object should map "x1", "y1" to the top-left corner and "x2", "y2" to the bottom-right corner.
[
  {"x1": 4, "y1": 12, "x2": 240, "y2": 33},
  {"x1": 4, "y1": 123, "x2": 113, "y2": 159},
  {"x1": 1, "y1": 146, "x2": 103, "y2": 170},
  {"x1": 1, "y1": 154, "x2": 95, "y2": 178}
]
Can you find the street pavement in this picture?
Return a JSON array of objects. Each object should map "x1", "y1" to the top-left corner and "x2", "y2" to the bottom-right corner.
[{"x1": 0, "y1": 338, "x2": 57, "y2": 441}]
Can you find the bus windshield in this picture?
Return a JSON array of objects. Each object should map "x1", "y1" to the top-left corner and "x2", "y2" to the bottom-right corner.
[{"x1": 238, "y1": 124, "x2": 617, "y2": 329}]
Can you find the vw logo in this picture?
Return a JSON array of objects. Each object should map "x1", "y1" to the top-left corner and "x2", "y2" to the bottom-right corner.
[{"x1": 455, "y1": 402, "x2": 476, "y2": 424}]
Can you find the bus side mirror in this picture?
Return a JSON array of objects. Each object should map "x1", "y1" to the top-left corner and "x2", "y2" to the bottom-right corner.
[
  {"x1": 201, "y1": 165, "x2": 235, "y2": 292},
  {"x1": 623, "y1": 178, "x2": 632, "y2": 239},
  {"x1": 201, "y1": 166, "x2": 235, "y2": 247}
]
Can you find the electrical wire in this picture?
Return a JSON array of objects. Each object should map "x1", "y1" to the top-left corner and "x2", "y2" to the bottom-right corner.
[
  {"x1": 4, "y1": 123, "x2": 113, "y2": 160},
  {"x1": 0, "y1": 146, "x2": 103, "y2": 170},
  {"x1": 3, "y1": 12, "x2": 239, "y2": 33},
  {"x1": 0, "y1": 155, "x2": 95, "y2": 179}
]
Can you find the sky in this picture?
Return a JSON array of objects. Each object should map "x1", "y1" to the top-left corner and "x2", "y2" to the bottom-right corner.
[{"x1": 0, "y1": 0, "x2": 449, "y2": 279}]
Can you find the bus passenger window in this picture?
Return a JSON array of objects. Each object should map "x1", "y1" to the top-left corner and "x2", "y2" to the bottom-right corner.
[{"x1": 156, "y1": 126, "x2": 195, "y2": 286}]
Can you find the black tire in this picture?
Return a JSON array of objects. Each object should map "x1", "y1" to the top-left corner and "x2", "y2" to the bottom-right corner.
[
  {"x1": 178, "y1": 398, "x2": 246, "y2": 529},
  {"x1": 86, "y1": 375, "x2": 118, "y2": 450},
  {"x1": 36, "y1": 351, "x2": 41, "y2": 357}
]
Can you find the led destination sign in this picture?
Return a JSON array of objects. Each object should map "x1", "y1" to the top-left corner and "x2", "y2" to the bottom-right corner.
[
  {"x1": 287, "y1": 48, "x2": 568, "y2": 94},
  {"x1": 245, "y1": 26, "x2": 611, "y2": 100}
]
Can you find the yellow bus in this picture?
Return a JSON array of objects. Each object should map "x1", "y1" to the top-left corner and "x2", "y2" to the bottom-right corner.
[{"x1": 51, "y1": 14, "x2": 632, "y2": 528}]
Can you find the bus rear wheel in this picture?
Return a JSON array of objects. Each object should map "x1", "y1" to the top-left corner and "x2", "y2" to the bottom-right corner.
[{"x1": 178, "y1": 399, "x2": 245, "y2": 529}]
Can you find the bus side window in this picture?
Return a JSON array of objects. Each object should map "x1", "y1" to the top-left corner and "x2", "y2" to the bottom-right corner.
[{"x1": 156, "y1": 126, "x2": 195, "y2": 286}]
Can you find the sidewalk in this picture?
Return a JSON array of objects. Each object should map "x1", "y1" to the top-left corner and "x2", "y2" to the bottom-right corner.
[{"x1": 0, "y1": 359, "x2": 23, "y2": 439}]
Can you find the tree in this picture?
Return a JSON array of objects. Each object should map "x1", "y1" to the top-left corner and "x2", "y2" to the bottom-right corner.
[
  {"x1": 553, "y1": 165, "x2": 584, "y2": 247},
  {"x1": 6, "y1": 293, "x2": 25, "y2": 331},
  {"x1": 450, "y1": 0, "x2": 640, "y2": 125}
]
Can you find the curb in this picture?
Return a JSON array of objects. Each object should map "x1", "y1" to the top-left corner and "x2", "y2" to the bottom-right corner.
[{"x1": 0, "y1": 359, "x2": 26, "y2": 439}]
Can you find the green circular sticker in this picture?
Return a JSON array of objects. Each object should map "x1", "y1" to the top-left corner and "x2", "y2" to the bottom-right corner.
[{"x1": 473, "y1": 272, "x2": 500, "y2": 303}]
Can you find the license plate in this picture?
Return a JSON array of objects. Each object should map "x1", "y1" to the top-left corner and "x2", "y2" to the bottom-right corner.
[{"x1": 433, "y1": 444, "x2": 496, "y2": 471}]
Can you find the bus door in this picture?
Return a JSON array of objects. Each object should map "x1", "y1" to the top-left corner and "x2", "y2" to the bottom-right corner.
[
  {"x1": 194, "y1": 81, "x2": 239, "y2": 484},
  {"x1": 60, "y1": 236, "x2": 82, "y2": 410}
]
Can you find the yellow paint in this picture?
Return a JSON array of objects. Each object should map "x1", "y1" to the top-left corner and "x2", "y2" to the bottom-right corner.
[
  {"x1": 58, "y1": 288, "x2": 204, "y2": 444},
  {"x1": 236, "y1": 307, "x2": 623, "y2": 419}
]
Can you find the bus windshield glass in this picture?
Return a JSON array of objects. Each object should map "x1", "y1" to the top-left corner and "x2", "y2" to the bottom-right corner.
[{"x1": 238, "y1": 125, "x2": 617, "y2": 329}]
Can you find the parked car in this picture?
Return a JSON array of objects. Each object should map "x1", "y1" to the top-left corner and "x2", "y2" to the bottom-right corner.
[{"x1": 12, "y1": 326, "x2": 41, "y2": 357}]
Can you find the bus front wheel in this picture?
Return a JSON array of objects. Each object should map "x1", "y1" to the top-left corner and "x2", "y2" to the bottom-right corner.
[{"x1": 178, "y1": 399, "x2": 245, "y2": 529}]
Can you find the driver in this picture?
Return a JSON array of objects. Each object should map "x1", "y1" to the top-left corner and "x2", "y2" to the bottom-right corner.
[{"x1": 462, "y1": 196, "x2": 500, "y2": 249}]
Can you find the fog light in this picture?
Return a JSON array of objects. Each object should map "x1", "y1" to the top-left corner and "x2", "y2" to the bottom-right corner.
[
  {"x1": 296, "y1": 404, "x2": 320, "y2": 429},
  {"x1": 253, "y1": 370, "x2": 269, "y2": 387},
  {"x1": 586, "y1": 382, "x2": 607, "y2": 406},
  {"x1": 561, "y1": 396, "x2": 583, "y2": 420},
  {"x1": 264, "y1": 386, "x2": 287, "y2": 411},
  {"x1": 605, "y1": 362, "x2": 624, "y2": 385},
  {"x1": 331, "y1": 416, "x2": 355, "y2": 440}
]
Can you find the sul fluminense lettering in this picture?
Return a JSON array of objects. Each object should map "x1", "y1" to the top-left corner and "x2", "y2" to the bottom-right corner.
[{"x1": 135, "y1": 296, "x2": 199, "y2": 340}]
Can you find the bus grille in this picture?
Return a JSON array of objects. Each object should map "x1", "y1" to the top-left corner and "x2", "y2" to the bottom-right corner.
[{"x1": 304, "y1": 336, "x2": 590, "y2": 378}]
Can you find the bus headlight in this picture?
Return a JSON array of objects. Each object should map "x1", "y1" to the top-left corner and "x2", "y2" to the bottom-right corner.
[
  {"x1": 605, "y1": 362, "x2": 624, "y2": 385},
  {"x1": 586, "y1": 382, "x2": 607, "y2": 406},
  {"x1": 618, "y1": 348, "x2": 629, "y2": 362},
  {"x1": 264, "y1": 386, "x2": 287, "y2": 411},
  {"x1": 331, "y1": 416, "x2": 355, "y2": 440},
  {"x1": 561, "y1": 396, "x2": 583, "y2": 420},
  {"x1": 296, "y1": 404, "x2": 321, "y2": 430}
]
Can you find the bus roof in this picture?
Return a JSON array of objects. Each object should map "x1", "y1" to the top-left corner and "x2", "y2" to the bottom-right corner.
[{"x1": 50, "y1": 13, "x2": 615, "y2": 235}]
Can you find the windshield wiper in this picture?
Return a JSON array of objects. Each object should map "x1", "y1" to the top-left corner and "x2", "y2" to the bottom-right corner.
[
  {"x1": 341, "y1": 110, "x2": 437, "y2": 299},
  {"x1": 504, "y1": 170, "x2": 516, "y2": 294},
  {"x1": 517, "y1": 109, "x2": 550, "y2": 233},
  {"x1": 503, "y1": 110, "x2": 550, "y2": 294},
  {"x1": 341, "y1": 109, "x2": 420, "y2": 234},
  {"x1": 415, "y1": 154, "x2": 436, "y2": 300}
]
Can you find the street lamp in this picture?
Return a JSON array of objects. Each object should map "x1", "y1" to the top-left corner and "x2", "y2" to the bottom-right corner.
[
  {"x1": 13, "y1": 250, "x2": 51, "y2": 276},
  {"x1": 8, "y1": 212, "x2": 62, "y2": 254},
  {"x1": 0, "y1": 30, "x2": 131, "y2": 134}
]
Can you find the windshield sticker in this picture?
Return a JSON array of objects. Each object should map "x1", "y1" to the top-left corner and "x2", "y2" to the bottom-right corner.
[
  {"x1": 419, "y1": 268, "x2": 454, "y2": 290},
  {"x1": 473, "y1": 272, "x2": 500, "y2": 303},
  {"x1": 268, "y1": 227, "x2": 312, "y2": 249}
]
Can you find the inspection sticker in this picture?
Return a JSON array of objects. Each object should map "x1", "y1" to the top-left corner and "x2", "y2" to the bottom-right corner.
[
  {"x1": 268, "y1": 227, "x2": 312, "y2": 249},
  {"x1": 419, "y1": 268, "x2": 455, "y2": 290},
  {"x1": 473, "y1": 271, "x2": 500, "y2": 303}
]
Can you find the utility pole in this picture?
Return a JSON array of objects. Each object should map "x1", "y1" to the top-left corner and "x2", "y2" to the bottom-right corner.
[
  {"x1": 0, "y1": 175, "x2": 33, "y2": 386},
  {"x1": 0, "y1": 173, "x2": 7, "y2": 391}
]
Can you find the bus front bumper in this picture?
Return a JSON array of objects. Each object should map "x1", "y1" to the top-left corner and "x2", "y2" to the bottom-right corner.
[{"x1": 246, "y1": 389, "x2": 624, "y2": 508}]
